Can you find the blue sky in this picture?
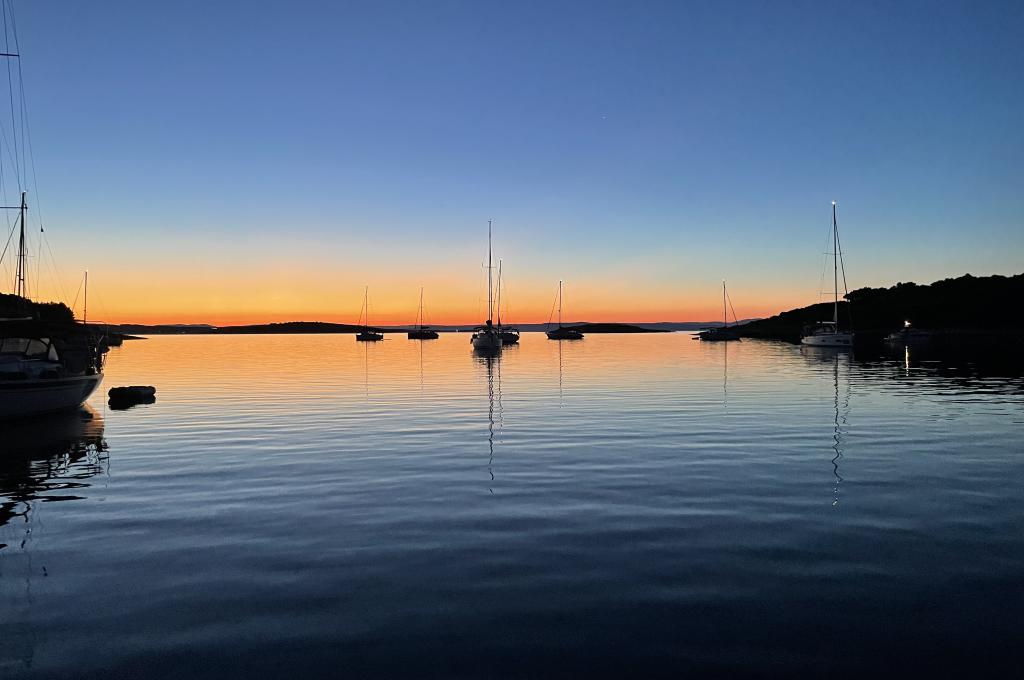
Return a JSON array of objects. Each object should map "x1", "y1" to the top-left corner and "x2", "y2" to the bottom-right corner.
[{"x1": 5, "y1": 0, "x2": 1023, "y2": 322}]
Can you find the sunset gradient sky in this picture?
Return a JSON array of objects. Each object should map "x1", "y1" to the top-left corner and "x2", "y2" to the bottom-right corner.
[{"x1": 2, "y1": 0, "x2": 1022, "y2": 325}]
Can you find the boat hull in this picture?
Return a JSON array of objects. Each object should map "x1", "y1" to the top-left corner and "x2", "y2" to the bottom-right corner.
[
  {"x1": 0, "y1": 374, "x2": 103, "y2": 420},
  {"x1": 546, "y1": 327, "x2": 584, "y2": 340},
  {"x1": 408, "y1": 330, "x2": 439, "y2": 340},
  {"x1": 471, "y1": 331, "x2": 502, "y2": 352},
  {"x1": 800, "y1": 333, "x2": 854, "y2": 347},
  {"x1": 356, "y1": 332, "x2": 383, "y2": 342},
  {"x1": 698, "y1": 329, "x2": 740, "y2": 341}
]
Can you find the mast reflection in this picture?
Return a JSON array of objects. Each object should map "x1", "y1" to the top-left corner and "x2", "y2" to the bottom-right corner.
[
  {"x1": 1, "y1": 406, "x2": 108, "y2": 542},
  {"x1": 800, "y1": 346, "x2": 852, "y2": 507},
  {"x1": 476, "y1": 352, "x2": 504, "y2": 494},
  {"x1": 723, "y1": 340, "x2": 729, "y2": 408},
  {"x1": 830, "y1": 351, "x2": 849, "y2": 507}
]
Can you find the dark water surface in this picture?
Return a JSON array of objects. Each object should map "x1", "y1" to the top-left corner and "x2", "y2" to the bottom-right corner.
[{"x1": 2, "y1": 334, "x2": 1022, "y2": 677}]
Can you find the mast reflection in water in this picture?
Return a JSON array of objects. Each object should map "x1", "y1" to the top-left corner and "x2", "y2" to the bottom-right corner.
[{"x1": 1, "y1": 407, "x2": 107, "y2": 542}]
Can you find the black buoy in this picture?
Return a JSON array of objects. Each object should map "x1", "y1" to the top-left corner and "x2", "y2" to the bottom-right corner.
[{"x1": 108, "y1": 386, "x2": 156, "y2": 410}]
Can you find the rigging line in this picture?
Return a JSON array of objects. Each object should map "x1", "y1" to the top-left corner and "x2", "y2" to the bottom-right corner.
[
  {"x1": 725, "y1": 288, "x2": 739, "y2": 326},
  {"x1": 39, "y1": 237, "x2": 68, "y2": 306},
  {"x1": 41, "y1": 230, "x2": 71, "y2": 304},
  {"x1": 69, "y1": 275, "x2": 83, "y2": 316},
  {"x1": 546, "y1": 288, "x2": 558, "y2": 327},
  {"x1": 816, "y1": 221, "x2": 831, "y2": 299},
  {"x1": 0, "y1": 69, "x2": 19, "y2": 181},
  {"x1": 32, "y1": 219, "x2": 39, "y2": 296},
  {"x1": 835, "y1": 216, "x2": 852, "y2": 327},
  {"x1": 9, "y1": 0, "x2": 31, "y2": 212},
  {"x1": 2, "y1": 1, "x2": 20, "y2": 189},
  {"x1": 0, "y1": 217, "x2": 14, "y2": 266}
]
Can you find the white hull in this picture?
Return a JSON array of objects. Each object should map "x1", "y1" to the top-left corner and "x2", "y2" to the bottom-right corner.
[
  {"x1": 471, "y1": 333, "x2": 502, "y2": 352},
  {"x1": 0, "y1": 374, "x2": 103, "y2": 420},
  {"x1": 801, "y1": 333, "x2": 853, "y2": 347}
]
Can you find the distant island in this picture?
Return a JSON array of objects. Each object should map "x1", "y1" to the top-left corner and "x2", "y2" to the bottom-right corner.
[
  {"x1": 736, "y1": 273, "x2": 1024, "y2": 342},
  {"x1": 108, "y1": 321, "x2": 686, "y2": 336},
  {"x1": 14, "y1": 272, "x2": 1020, "y2": 346}
]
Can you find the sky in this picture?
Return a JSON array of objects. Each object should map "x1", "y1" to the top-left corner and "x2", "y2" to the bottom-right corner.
[{"x1": 0, "y1": 0, "x2": 1021, "y2": 325}]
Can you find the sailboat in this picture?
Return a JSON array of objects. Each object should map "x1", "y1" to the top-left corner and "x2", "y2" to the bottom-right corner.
[
  {"x1": 801, "y1": 202, "x2": 854, "y2": 347},
  {"x1": 0, "y1": 9, "x2": 106, "y2": 420},
  {"x1": 546, "y1": 281, "x2": 583, "y2": 340},
  {"x1": 495, "y1": 260, "x2": 519, "y2": 345},
  {"x1": 355, "y1": 287, "x2": 383, "y2": 341},
  {"x1": 407, "y1": 287, "x2": 438, "y2": 340},
  {"x1": 471, "y1": 221, "x2": 502, "y2": 352},
  {"x1": 697, "y1": 280, "x2": 741, "y2": 341}
]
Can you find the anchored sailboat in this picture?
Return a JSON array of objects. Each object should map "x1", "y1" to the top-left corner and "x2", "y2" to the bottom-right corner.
[
  {"x1": 355, "y1": 287, "x2": 383, "y2": 342},
  {"x1": 697, "y1": 280, "x2": 741, "y2": 341},
  {"x1": 546, "y1": 281, "x2": 583, "y2": 340},
  {"x1": 0, "y1": 9, "x2": 106, "y2": 420},
  {"x1": 408, "y1": 287, "x2": 438, "y2": 340},
  {"x1": 471, "y1": 220, "x2": 502, "y2": 352},
  {"x1": 801, "y1": 202, "x2": 854, "y2": 347}
]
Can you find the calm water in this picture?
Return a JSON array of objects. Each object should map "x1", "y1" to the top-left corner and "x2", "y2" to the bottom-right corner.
[{"x1": 2, "y1": 333, "x2": 1022, "y2": 677}]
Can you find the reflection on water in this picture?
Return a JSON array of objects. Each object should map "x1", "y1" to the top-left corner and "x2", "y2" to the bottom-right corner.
[
  {"x1": 480, "y1": 354, "x2": 502, "y2": 493},
  {"x1": 1, "y1": 408, "x2": 107, "y2": 672},
  {"x1": 1, "y1": 407, "x2": 107, "y2": 543},
  {"x1": 799, "y1": 346, "x2": 853, "y2": 506},
  {"x1": 1, "y1": 334, "x2": 1022, "y2": 677},
  {"x1": 829, "y1": 351, "x2": 850, "y2": 507}
]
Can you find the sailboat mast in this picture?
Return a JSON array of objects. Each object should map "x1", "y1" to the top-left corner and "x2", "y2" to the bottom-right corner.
[
  {"x1": 832, "y1": 201, "x2": 838, "y2": 326},
  {"x1": 487, "y1": 220, "x2": 493, "y2": 324},
  {"x1": 558, "y1": 280, "x2": 563, "y2": 328},
  {"x1": 14, "y1": 191, "x2": 26, "y2": 298},
  {"x1": 418, "y1": 286, "x2": 424, "y2": 329},
  {"x1": 496, "y1": 259, "x2": 503, "y2": 327},
  {"x1": 84, "y1": 270, "x2": 89, "y2": 324},
  {"x1": 364, "y1": 286, "x2": 369, "y2": 331},
  {"x1": 722, "y1": 280, "x2": 727, "y2": 327}
]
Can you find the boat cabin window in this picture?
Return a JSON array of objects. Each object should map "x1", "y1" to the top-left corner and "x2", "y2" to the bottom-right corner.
[
  {"x1": 0, "y1": 337, "x2": 55, "y2": 358},
  {"x1": 0, "y1": 337, "x2": 30, "y2": 354}
]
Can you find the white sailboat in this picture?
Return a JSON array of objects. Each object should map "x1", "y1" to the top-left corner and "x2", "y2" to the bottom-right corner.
[
  {"x1": 546, "y1": 281, "x2": 583, "y2": 340},
  {"x1": 408, "y1": 287, "x2": 438, "y2": 340},
  {"x1": 471, "y1": 220, "x2": 502, "y2": 352},
  {"x1": 697, "y1": 280, "x2": 741, "y2": 341},
  {"x1": 355, "y1": 287, "x2": 383, "y2": 341},
  {"x1": 801, "y1": 202, "x2": 854, "y2": 347}
]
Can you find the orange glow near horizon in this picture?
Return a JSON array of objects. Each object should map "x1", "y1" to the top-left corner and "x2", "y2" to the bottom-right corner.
[
  {"x1": 33, "y1": 273, "x2": 810, "y2": 326},
  {"x1": 16, "y1": 249, "x2": 817, "y2": 327}
]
